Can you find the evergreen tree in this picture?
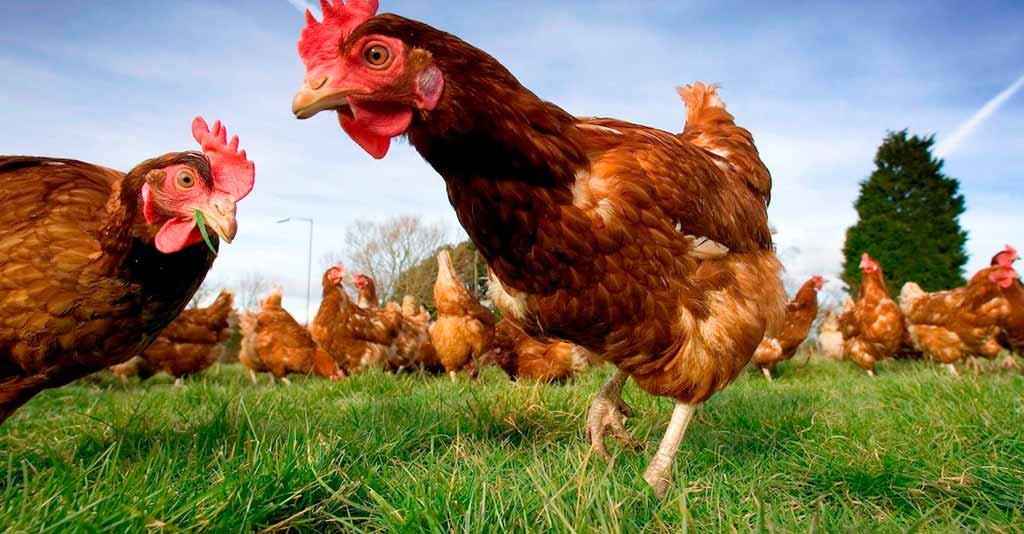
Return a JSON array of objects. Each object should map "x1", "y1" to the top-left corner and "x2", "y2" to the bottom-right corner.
[{"x1": 842, "y1": 130, "x2": 967, "y2": 295}]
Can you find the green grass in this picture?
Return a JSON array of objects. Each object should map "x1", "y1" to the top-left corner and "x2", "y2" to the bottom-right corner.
[{"x1": 1, "y1": 358, "x2": 1022, "y2": 532}]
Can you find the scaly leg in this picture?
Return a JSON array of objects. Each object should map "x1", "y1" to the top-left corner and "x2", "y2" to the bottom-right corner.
[
  {"x1": 174, "y1": 377, "x2": 184, "y2": 388},
  {"x1": 866, "y1": 369, "x2": 876, "y2": 377},
  {"x1": 281, "y1": 376, "x2": 293, "y2": 386},
  {"x1": 586, "y1": 369, "x2": 639, "y2": 460},
  {"x1": 945, "y1": 363, "x2": 959, "y2": 376},
  {"x1": 643, "y1": 402, "x2": 699, "y2": 499},
  {"x1": 761, "y1": 367, "x2": 773, "y2": 382},
  {"x1": 247, "y1": 369, "x2": 258, "y2": 385},
  {"x1": 1000, "y1": 355, "x2": 1020, "y2": 371},
  {"x1": 449, "y1": 370, "x2": 458, "y2": 382}
]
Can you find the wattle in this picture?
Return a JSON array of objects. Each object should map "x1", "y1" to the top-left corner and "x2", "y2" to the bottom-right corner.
[{"x1": 339, "y1": 100, "x2": 413, "y2": 159}]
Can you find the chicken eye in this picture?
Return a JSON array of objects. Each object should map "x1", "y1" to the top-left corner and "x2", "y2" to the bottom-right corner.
[
  {"x1": 176, "y1": 171, "x2": 196, "y2": 189},
  {"x1": 363, "y1": 44, "x2": 391, "y2": 68}
]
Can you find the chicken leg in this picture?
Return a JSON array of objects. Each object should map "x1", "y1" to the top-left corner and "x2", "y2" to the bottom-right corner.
[
  {"x1": 586, "y1": 369, "x2": 639, "y2": 460},
  {"x1": 761, "y1": 368, "x2": 773, "y2": 382},
  {"x1": 643, "y1": 402, "x2": 698, "y2": 499}
]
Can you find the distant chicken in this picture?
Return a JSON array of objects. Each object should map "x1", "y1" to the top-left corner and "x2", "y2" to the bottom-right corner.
[
  {"x1": 0, "y1": 118, "x2": 253, "y2": 423},
  {"x1": 401, "y1": 295, "x2": 431, "y2": 326},
  {"x1": 751, "y1": 276, "x2": 825, "y2": 381},
  {"x1": 429, "y1": 250, "x2": 495, "y2": 379},
  {"x1": 840, "y1": 254, "x2": 904, "y2": 376},
  {"x1": 237, "y1": 311, "x2": 260, "y2": 380},
  {"x1": 992, "y1": 247, "x2": 1024, "y2": 365},
  {"x1": 817, "y1": 312, "x2": 845, "y2": 360},
  {"x1": 311, "y1": 265, "x2": 395, "y2": 373},
  {"x1": 486, "y1": 320, "x2": 592, "y2": 383},
  {"x1": 240, "y1": 289, "x2": 344, "y2": 383},
  {"x1": 291, "y1": 1, "x2": 786, "y2": 496},
  {"x1": 354, "y1": 273, "x2": 379, "y2": 309},
  {"x1": 355, "y1": 272, "x2": 440, "y2": 372},
  {"x1": 113, "y1": 290, "x2": 235, "y2": 384},
  {"x1": 901, "y1": 246, "x2": 1018, "y2": 374}
]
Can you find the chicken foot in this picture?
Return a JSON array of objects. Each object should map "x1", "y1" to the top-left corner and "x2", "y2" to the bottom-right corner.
[
  {"x1": 642, "y1": 402, "x2": 699, "y2": 499},
  {"x1": 586, "y1": 369, "x2": 639, "y2": 460}
]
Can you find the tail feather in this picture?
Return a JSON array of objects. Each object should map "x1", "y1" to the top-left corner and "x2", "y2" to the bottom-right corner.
[
  {"x1": 677, "y1": 82, "x2": 772, "y2": 205},
  {"x1": 678, "y1": 82, "x2": 733, "y2": 133}
]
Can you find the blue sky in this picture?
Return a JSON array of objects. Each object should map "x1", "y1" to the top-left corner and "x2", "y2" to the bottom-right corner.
[{"x1": 1, "y1": 1, "x2": 1021, "y2": 318}]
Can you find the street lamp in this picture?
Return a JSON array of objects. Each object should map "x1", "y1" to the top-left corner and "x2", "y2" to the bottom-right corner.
[{"x1": 277, "y1": 217, "x2": 314, "y2": 325}]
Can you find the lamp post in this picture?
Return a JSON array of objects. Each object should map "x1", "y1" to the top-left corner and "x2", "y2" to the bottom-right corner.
[{"x1": 277, "y1": 217, "x2": 314, "y2": 325}]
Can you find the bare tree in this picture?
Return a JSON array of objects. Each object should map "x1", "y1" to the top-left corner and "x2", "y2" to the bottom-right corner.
[
  {"x1": 236, "y1": 271, "x2": 272, "y2": 311},
  {"x1": 340, "y1": 216, "x2": 448, "y2": 304}
]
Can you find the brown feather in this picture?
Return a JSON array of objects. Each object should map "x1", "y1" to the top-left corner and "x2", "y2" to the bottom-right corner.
[{"x1": 0, "y1": 155, "x2": 217, "y2": 420}]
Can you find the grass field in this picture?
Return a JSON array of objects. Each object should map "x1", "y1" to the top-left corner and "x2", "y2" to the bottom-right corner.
[{"x1": 1, "y1": 358, "x2": 1022, "y2": 532}]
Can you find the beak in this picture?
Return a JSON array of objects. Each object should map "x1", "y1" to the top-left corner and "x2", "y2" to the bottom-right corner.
[
  {"x1": 292, "y1": 78, "x2": 354, "y2": 120},
  {"x1": 200, "y1": 196, "x2": 238, "y2": 243}
]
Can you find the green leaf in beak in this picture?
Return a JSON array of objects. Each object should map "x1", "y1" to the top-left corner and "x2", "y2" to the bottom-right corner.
[{"x1": 194, "y1": 209, "x2": 218, "y2": 256}]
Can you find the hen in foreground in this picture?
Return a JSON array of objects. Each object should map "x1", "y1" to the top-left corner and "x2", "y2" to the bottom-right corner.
[
  {"x1": 0, "y1": 118, "x2": 254, "y2": 424},
  {"x1": 291, "y1": 1, "x2": 785, "y2": 497}
]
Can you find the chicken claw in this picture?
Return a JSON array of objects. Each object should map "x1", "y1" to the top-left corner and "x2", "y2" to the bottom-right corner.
[
  {"x1": 643, "y1": 402, "x2": 699, "y2": 499},
  {"x1": 586, "y1": 370, "x2": 640, "y2": 461}
]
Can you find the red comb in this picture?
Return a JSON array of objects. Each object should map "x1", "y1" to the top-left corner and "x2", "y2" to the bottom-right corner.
[
  {"x1": 299, "y1": 0, "x2": 379, "y2": 69},
  {"x1": 192, "y1": 117, "x2": 255, "y2": 202}
]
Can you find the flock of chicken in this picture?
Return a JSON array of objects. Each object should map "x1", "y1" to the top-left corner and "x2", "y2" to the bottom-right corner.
[
  {"x1": 107, "y1": 245, "x2": 1024, "y2": 389},
  {"x1": 752, "y1": 247, "x2": 1023, "y2": 380},
  {"x1": 3, "y1": 0, "x2": 1021, "y2": 497},
  {"x1": 109, "y1": 250, "x2": 598, "y2": 386}
]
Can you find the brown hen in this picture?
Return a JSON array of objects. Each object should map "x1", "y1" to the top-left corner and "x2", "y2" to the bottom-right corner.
[
  {"x1": 839, "y1": 254, "x2": 904, "y2": 375},
  {"x1": 752, "y1": 276, "x2": 825, "y2": 380},
  {"x1": 291, "y1": 3, "x2": 785, "y2": 496},
  {"x1": 241, "y1": 289, "x2": 344, "y2": 383},
  {"x1": 430, "y1": 250, "x2": 496, "y2": 379},
  {"x1": 0, "y1": 117, "x2": 253, "y2": 423},
  {"x1": 118, "y1": 290, "x2": 235, "y2": 383},
  {"x1": 486, "y1": 320, "x2": 592, "y2": 383},
  {"x1": 991, "y1": 247, "x2": 1024, "y2": 365},
  {"x1": 355, "y1": 272, "x2": 441, "y2": 373},
  {"x1": 900, "y1": 246, "x2": 1018, "y2": 374}
]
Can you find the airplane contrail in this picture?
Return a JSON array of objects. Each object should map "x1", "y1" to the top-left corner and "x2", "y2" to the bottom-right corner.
[
  {"x1": 935, "y1": 72, "x2": 1024, "y2": 158},
  {"x1": 284, "y1": 0, "x2": 320, "y2": 18}
]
